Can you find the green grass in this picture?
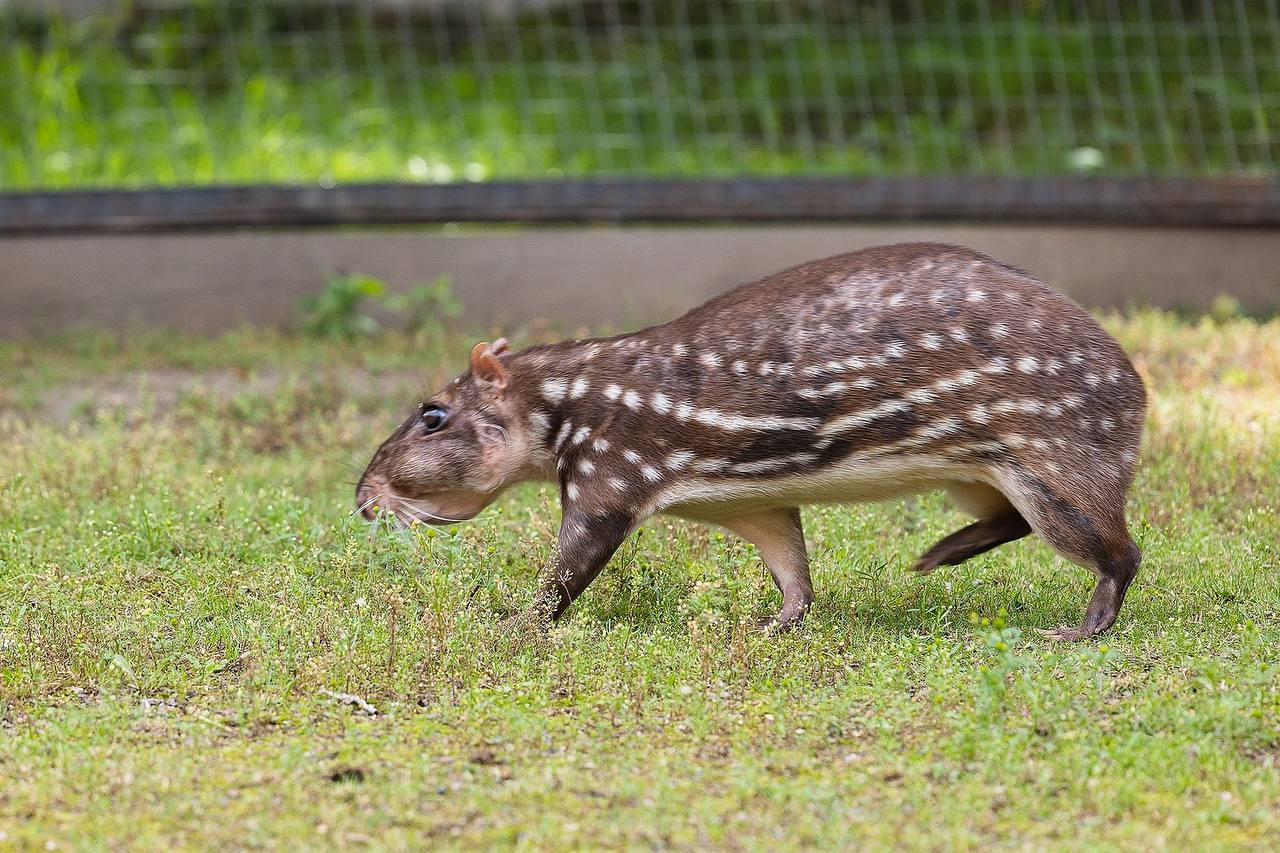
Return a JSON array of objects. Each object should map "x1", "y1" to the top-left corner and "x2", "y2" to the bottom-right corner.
[
  {"x1": 2, "y1": 1, "x2": 1277, "y2": 189},
  {"x1": 1, "y1": 311, "x2": 1278, "y2": 849}
]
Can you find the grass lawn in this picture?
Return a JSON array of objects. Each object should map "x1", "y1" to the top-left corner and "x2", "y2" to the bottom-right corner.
[
  {"x1": 0, "y1": 310, "x2": 1277, "y2": 849},
  {"x1": 3, "y1": 3, "x2": 1277, "y2": 189}
]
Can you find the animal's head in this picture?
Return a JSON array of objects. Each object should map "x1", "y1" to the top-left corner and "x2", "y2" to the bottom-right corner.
[{"x1": 356, "y1": 339, "x2": 537, "y2": 526}]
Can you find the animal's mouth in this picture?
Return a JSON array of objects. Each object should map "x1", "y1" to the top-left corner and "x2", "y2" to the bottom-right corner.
[{"x1": 354, "y1": 480, "x2": 480, "y2": 527}]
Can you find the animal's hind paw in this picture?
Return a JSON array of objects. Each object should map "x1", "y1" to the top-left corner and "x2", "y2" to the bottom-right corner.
[
  {"x1": 1036, "y1": 625, "x2": 1093, "y2": 642},
  {"x1": 909, "y1": 556, "x2": 940, "y2": 575}
]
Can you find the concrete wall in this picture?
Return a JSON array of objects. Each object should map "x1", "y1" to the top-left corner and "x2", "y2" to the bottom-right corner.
[{"x1": 2, "y1": 224, "x2": 1278, "y2": 336}]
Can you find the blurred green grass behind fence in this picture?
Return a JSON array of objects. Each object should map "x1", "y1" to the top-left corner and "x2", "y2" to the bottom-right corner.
[{"x1": 1, "y1": 0, "x2": 1277, "y2": 190}]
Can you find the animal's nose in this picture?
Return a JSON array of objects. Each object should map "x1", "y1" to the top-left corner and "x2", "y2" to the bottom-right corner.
[{"x1": 355, "y1": 483, "x2": 378, "y2": 520}]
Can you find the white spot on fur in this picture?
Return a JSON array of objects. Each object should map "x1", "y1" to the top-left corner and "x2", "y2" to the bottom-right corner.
[
  {"x1": 851, "y1": 377, "x2": 876, "y2": 390},
  {"x1": 693, "y1": 458, "x2": 728, "y2": 473},
  {"x1": 1045, "y1": 358, "x2": 1063, "y2": 375},
  {"x1": 732, "y1": 360, "x2": 748, "y2": 375},
  {"x1": 622, "y1": 449, "x2": 642, "y2": 464},
  {"x1": 988, "y1": 323, "x2": 1009, "y2": 339},
  {"x1": 650, "y1": 392, "x2": 672, "y2": 414},
  {"x1": 1099, "y1": 416, "x2": 1116, "y2": 431},
  {"x1": 665, "y1": 450, "x2": 694, "y2": 470},
  {"x1": 672, "y1": 343, "x2": 688, "y2": 357},
  {"x1": 800, "y1": 381, "x2": 849, "y2": 399},
  {"x1": 1002, "y1": 433, "x2": 1028, "y2": 448},
  {"x1": 934, "y1": 370, "x2": 979, "y2": 392},
  {"x1": 982, "y1": 357, "x2": 1010, "y2": 374},
  {"x1": 569, "y1": 376, "x2": 589, "y2": 399},
  {"x1": 967, "y1": 404, "x2": 992, "y2": 424},
  {"x1": 759, "y1": 361, "x2": 776, "y2": 376},
  {"x1": 622, "y1": 389, "x2": 644, "y2": 410},
  {"x1": 578, "y1": 459, "x2": 596, "y2": 475},
  {"x1": 905, "y1": 387, "x2": 938, "y2": 404},
  {"x1": 540, "y1": 378, "x2": 568, "y2": 402},
  {"x1": 608, "y1": 477, "x2": 627, "y2": 492},
  {"x1": 888, "y1": 292, "x2": 906, "y2": 307},
  {"x1": 695, "y1": 409, "x2": 817, "y2": 432},
  {"x1": 966, "y1": 289, "x2": 987, "y2": 302},
  {"x1": 949, "y1": 327, "x2": 969, "y2": 343},
  {"x1": 818, "y1": 398, "x2": 909, "y2": 437},
  {"x1": 641, "y1": 465, "x2": 662, "y2": 483},
  {"x1": 603, "y1": 384, "x2": 622, "y2": 401},
  {"x1": 675, "y1": 402, "x2": 694, "y2": 421},
  {"x1": 553, "y1": 421, "x2": 573, "y2": 451},
  {"x1": 571, "y1": 425, "x2": 592, "y2": 445},
  {"x1": 566, "y1": 482, "x2": 580, "y2": 501},
  {"x1": 1084, "y1": 373, "x2": 1101, "y2": 387},
  {"x1": 920, "y1": 333, "x2": 943, "y2": 351},
  {"x1": 592, "y1": 437, "x2": 611, "y2": 452},
  {"x1": 699, "y1": 352, "x2": 722, "y2": 370},
  {"x1": 917, "y1": 417, "x2": 962, "y2": 440},
  {"x1": 884, "y1": 340, "x2": 907, "y2": 359},
  {"x1": 1017, "y1": 356, "x2": 1039, "y2": 373}
]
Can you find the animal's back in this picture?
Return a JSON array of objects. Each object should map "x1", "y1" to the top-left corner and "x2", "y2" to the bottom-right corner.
[{"x1": 646, "y1": 242, "x2": 1145, "y2": 492}]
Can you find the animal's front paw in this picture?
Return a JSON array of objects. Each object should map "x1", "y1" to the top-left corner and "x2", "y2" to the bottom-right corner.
[
  {"x1": 498, "y1": 605, "x2": 553, "y2": 638},
  {"x1": 752, "y1": 610, "x2": 807, "y2": 636}
]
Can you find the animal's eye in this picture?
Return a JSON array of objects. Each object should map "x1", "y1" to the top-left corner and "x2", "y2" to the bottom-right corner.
[{"x1": 421, "y1": 405, "x2": 450, "y2": 433}]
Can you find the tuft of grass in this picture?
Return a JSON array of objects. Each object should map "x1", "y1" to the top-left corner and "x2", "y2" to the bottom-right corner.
[{"x1": 0, "y1": 310, "x2": 1278, "y2": 849}]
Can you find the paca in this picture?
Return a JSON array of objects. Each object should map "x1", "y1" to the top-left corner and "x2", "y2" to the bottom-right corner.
[{"x1": 357, "y1": 243, "x2": 1146, "y2": 640}]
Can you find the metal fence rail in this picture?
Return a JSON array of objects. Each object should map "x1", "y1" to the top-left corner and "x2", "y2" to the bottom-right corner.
[
  {"x1": 2, "y1": 0, "x2": 1278, "y2": 194},
  {"x1": 4, "y1": 176, "x2": 1280, "y2": 235}
]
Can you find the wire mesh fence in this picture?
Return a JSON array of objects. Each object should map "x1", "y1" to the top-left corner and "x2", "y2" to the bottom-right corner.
[{"x1": 1, "y1": 0, "x2": 1277, "y2": 193}]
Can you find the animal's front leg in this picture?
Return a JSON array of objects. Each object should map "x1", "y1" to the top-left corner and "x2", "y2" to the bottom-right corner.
[{"x1": 531, "y1": 505, "x2": 639, "y2": 622}]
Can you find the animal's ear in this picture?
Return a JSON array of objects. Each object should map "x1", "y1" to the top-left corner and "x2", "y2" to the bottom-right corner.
[{"x1": 470, "y1": 341, "x2": 509, "y2": 390}]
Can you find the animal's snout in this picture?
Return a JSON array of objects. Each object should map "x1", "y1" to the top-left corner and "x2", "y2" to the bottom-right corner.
[{"x1": 354, "y1": 481, "x2": 379, "y2": 520}]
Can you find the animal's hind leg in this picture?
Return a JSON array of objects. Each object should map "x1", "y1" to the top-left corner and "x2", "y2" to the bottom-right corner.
[
  {"x1": 912, "y1": 483, "x2": 1031, "y2": 574},
  {"x1": 1037, "y1": 532, "x2": 1140, "y2": 641},
  {"x1": 693, "y1": 506, "x2": 813, "y2": 634},
  {"x1": 998, "y1": 473, "x2": 1141, "y2": 641}
]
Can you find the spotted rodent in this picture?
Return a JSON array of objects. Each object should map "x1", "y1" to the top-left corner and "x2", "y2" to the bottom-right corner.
[{"x1": 357, "y1": 242, "x2": 1146, "y2": 640}]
